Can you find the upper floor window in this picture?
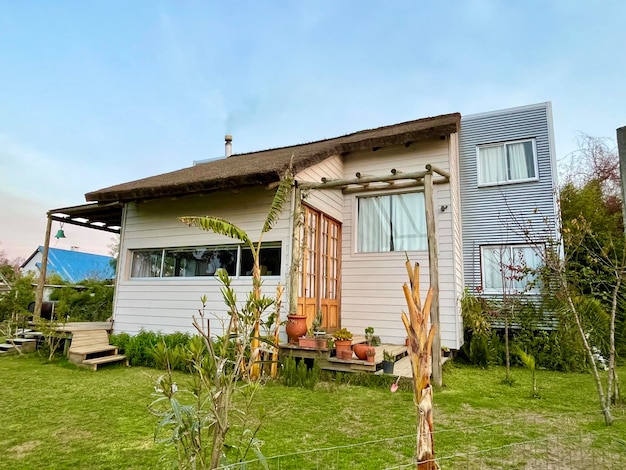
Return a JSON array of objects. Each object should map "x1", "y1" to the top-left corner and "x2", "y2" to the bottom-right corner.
[
  {"x1": 357, "y1": 192, "x2": 426, "y2": 252},
  {"x1": 477, "y1": 139, "x2": 537, "y2": 186},
  {"x1": 130, "y1": 243, "x2": 281, "y2": 278}
]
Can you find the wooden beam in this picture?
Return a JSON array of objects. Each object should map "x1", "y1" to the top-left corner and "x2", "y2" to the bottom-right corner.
[
  {"x1": 425, "y1": 164, "x2": 450, "y2": 179},
  {"x1": 298, "y1": 170, "x2": 431, "y2": 190},
  {"x1": 34, "y1": 215, "x2": 53, "y2": 319},
  {"x1": 424, "y1": 171, "x2": 442, "y2": 387},
  {"x1": 343, "y1": 181, "x2": 424, "y2": 194},
  {"x1": 49, "y1": 215, "x2": 120, "y2": 234}
]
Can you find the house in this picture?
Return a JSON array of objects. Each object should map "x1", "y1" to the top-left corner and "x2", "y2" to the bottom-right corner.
[
  {"x1": 459, "y1": 102, "x2": 559, "y2": 298},
  {"x1": 21, "y1": 246, "x2": 115, "y2": 283},
  {"x1": 42, "y1": 102, "x2": 558, "y2": 352},
  {"x1": 82, "y1": 113, "x2": 464, "y2": 349}
]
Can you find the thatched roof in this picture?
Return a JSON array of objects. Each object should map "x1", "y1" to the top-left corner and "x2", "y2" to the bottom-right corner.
[{"x1": 86, "y1": 112, "x2": 460, "y2": 203}]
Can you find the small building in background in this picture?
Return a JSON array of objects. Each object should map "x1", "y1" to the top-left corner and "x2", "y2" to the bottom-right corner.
[{"x1": 21, "y1": 246, "x2": 115, "y2": 284}]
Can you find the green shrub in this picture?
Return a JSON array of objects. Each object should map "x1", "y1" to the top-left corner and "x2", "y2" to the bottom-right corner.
[
  {"x1": 110, "y1": 330, "x2": 193, "y2": 368},
  {"x1": 49, "y1": 280, "x2": 114, "y2": 322},
  {"x1": 281, "y1": 357, "x2": 319, "y2": 389}
]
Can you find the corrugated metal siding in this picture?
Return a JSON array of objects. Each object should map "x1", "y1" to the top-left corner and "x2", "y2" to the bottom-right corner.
[{"x1": 459, "y1": 103, "x2": 559, "y2": 293}]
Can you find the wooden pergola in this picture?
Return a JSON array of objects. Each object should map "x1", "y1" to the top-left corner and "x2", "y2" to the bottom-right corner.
[
  {"x1": 294, "y1": 164, "x2": 449, "y2": 385},
  {"x1": 33, "y1": 202, "x2": 123, "y2": 319}
]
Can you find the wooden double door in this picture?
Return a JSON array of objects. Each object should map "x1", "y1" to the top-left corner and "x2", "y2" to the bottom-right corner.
[{"x1": 297, "y1": 206, "x2": 341, "y2": 332}]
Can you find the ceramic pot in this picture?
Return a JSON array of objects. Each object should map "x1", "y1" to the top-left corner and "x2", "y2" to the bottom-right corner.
[
  {"x1": 298, "y1": 337, "x2": 318, "y2": 348},
  {"x1": 382, "y1": 360, "x2": 394, "y2": 374},
  {"x1": 286, "y1": 315, "x2": 308, "y2": 344},
  {"x1": 334, "y1": 339, "x2": 352, "y2": 356},
  {"x1": 339, "y1": 349, "x2": 353, "y2": 360},
  {"x1": 353, "y1": 343, "x2": 375, "y2": 360}
]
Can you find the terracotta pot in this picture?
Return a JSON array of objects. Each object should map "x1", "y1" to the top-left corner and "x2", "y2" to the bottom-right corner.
[
  {"x1": 286, "y1": 315, "x2": 308, "y2": 344},
  {"x1": 339, "y1": 349, "x2": 353, "y2": 360},
  {"x1": 334, "y1": 339, "x2": 352, "y2": 356},
  {"x1": 366, "y1": 353, "x2": 375, "y2": 363},
  {"x1": 298, "y1": 337, "x2": 318, "y2": 348},
  {"x1": 353, "y1": 343, "x2": 375, "y2": 360}
]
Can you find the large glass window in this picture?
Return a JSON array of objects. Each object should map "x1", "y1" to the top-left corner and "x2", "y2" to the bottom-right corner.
[
  {"x1": 357, "y1": 192, "x2": 426, "y2": 252},
  {"x1": 130, "y1": 244, "x2": 281, "y2": 278},
  {"x1": 162, "y1": 246, "x2": 237, "y2": 277},
  {"x1": 130, "y1": 250, "x2": 163, "y2": 277},
  {"x1": 481, "y1": 244, "x2": 543, "y2": 293},
  {"x1": 477, "y1": 139, "x2": 537, "y2": 185},
  {"x1": 240, "y1": 245, "x2": 282, "y2": 276}
]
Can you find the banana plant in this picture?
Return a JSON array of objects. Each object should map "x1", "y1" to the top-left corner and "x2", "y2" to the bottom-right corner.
[{"x1": 180, "y1": 170, "x2": 294, "y2": 380}]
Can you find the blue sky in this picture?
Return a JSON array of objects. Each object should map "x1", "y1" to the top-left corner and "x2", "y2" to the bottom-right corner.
[{"x1": 1, "y1": 0, "x2": 624, "y2": 260}]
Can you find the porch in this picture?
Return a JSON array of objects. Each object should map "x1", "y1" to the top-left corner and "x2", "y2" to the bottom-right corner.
[{"x1": 279, "y1": 335, "x2": 413, "y2": 377}]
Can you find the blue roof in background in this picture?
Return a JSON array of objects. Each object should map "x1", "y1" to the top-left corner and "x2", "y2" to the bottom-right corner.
[{"x1": 34, "y1": 246, "x2": 115, "y2": 283}]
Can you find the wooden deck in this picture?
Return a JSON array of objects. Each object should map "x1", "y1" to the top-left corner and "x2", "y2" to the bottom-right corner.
[
  {"x1": 53, "y1": 321, "x2": 114, "y2": 333},
  {"x1": 279, "y1": 335, "x2": 450, "y2": 377},
  {"x1": 279, "y1": 335, "x2": 408, "y2": 374}
]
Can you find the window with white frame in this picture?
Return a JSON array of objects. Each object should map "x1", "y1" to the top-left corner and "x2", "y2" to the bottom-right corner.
[
  {"x1": 357, "y1": 192, "x2": 427, "y2": 252},
  {"x1": 130, "y1": 243, "x2": 281, "y2": 278},
  {"x1": 477, "y1": 139, "x2": 537, "y2": 185},
  {"x1": 481, "y1": 244, "x2": 543, "y2": 293}
]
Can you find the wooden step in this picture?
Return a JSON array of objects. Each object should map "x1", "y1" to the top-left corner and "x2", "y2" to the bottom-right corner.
[
  {"x1": 3, "y1": 339, "x2": 38, "y2": 353},
  {"x1": 9, "y1": 338, "x2": 37, "y2": 345},
  {"x1": 19, "y1": 331, "x2": 44, "y2": 339},
  {"x1": 81, "y1": 354, "x2": 128, "y2": 371},
  {"x1": 0, "y1": 343, "x2": 16, "y2": 352}
]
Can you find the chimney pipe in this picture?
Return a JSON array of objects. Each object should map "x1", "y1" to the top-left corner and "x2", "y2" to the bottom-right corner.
[{"x1": 225, "y1": 134, "x2": 233, "y2": 157}]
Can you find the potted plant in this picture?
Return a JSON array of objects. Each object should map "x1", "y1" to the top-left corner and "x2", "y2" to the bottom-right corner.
[
  {"x1": 332, "y1": 328, "x2": 353, "y2": 358},
  {"x1": 382, "y1": 349, "x2": 395, "y2": 374},
  {"x1": 365, "y1": 347, "x2": 376, "y2": 363},
  {"x1": 354, "y1": 326, "x2": 377, "y2": 360},
  {"x1": 286, "y1": 313, "x2": 308, "y2": 344},
  {"x1": 298, "y1": 327, "x2": 318, "y2": 348},
  {"x1": 312, "y1": 309, "x2": 327, "y2": 348}
]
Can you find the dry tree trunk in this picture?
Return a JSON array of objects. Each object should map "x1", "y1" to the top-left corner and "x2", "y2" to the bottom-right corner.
[{"x1": 401, "y1": 260, "x2": 439, "y2": 470}]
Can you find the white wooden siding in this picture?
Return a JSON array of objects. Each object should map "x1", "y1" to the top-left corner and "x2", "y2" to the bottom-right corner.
[
  {"x1": 295, "y1": 155, "x2": 344, "y2": 220},
  {"x1": 448, "y1": 132, "x2": 465, "y2": 346},
  {"x1": 339, "y1": 139, "x2": 462, "y2": 349},
  {"x1": 112, "y1": 186, "x2": 292, "y2": 336}
]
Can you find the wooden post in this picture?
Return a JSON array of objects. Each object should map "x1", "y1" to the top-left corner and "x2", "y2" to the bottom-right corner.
[
  {"x1": 289, "y1": 186, "x2": 303, "y2": 314},
  {"x1": 423, "y1": 170, "x2": 442, "y2": 387},
  {"x1": 33, "y1": 214, "x2": 53, "y2": 319},
  {"x1": 617, "y1": 126, "x2": 626, "y2": 235}
]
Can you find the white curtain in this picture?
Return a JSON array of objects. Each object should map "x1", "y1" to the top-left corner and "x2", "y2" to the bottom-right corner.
[
  {"x1": 393, "y1": 193, "x2": 427, "y2": 251},
  {"x1": 479, "y1": 146, "x2": 506, "y2": 183},
  {"x1": 482, "y1": 245, "x2": 542, "y2": 292},
  {"x1": 358, "y1": 193, "x2": 426, "y2": 252},
  {"x1": 131, "y1": 251, "x2": 162, "y2": 277},
  {"x1": 482, "y1": 247, "x2": 507, "y2": 291},
  {"x1": 507, "y1": 141, "x2": 535, "y2": 180},
  {"x1": 358, "y1": 196, "x2": 391, "y2": 251}
]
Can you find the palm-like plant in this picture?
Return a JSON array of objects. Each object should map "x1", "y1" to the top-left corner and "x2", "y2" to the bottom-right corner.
[
  {"x1": 517, "y1": 348, "x2": 539, "y2": 397},
  {"x1": 180, "y1": 170, "x2": 294, "y2": 380}
]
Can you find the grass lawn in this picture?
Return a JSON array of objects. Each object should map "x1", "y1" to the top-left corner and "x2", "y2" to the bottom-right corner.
[{"x1": 1, "y1": 354, "x2": 624, "y2": 469}]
